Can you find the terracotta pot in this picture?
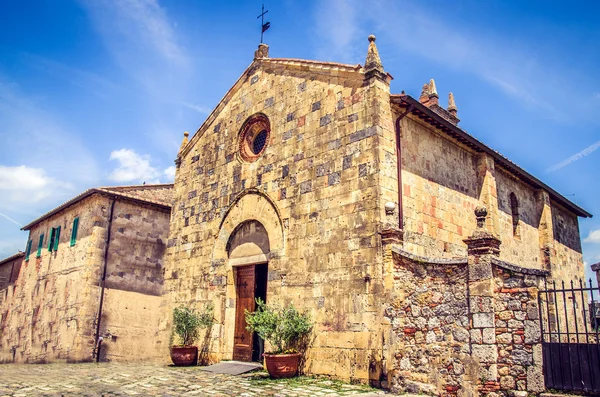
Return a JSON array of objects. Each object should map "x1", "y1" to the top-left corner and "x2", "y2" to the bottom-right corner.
[
  {"x1": 170, "y1": 346, "x2": 198, "y2": 366},
  {"x1": 264, "y1": 353, "x2": 302, "y2": 378}
]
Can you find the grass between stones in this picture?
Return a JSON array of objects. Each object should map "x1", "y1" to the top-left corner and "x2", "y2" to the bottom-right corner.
[{"x1": 245, "y1": 371, "x2": 375, "y2": 393}]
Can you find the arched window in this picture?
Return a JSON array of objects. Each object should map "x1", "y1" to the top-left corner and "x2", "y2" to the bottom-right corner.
[{"x1": 510, "y1": 192, "x2": 520, "y2": 237}]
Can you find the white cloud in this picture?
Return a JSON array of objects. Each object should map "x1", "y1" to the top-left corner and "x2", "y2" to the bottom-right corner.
[
  {"x1": 81, "y1": 0, "x2": 190, "y2": 97},
  {"x1": 314, "y1": 0, "x2": 364, "y2": 64},
  {"x1": 584, "y1": 229, "x2": 600, "y2": 244},
  {"x1": 311, "y1": 0, "x2": 600, "y2": 119},
  {"x1": 20, "y1": 53, "x2": 126, "y2": 100},
  {"x1": 547, "y1": 139, "x2": 600, "y2": 172},
  {"x1": 181, "y1": 102, "x2": 210, "y2": 114},
  {"x1": 163, "y1": 165, "x2": 176, "y2": 181},
  {"x1": 0, "y1": 166, "x2": 72, "y2": 206},
  {"x1": 108, "y1": 149, "x2": 161, "y2": 183}
]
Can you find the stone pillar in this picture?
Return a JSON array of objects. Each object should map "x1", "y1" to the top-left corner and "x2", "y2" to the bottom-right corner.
[
  {"x1": 477, "y1": 154, "x2": 499, "y2": 237},
  {"x1": 464, "y1": 207, "x2": 501, "y2": 396},
  {"x1": 536, "y1": 189, "x2": 554, "y2": 272},
  {"x1": 592, "y1": 262, "x2": 600, "y2": 287},
  {"x1": 378, "y1": 228, "x2": 402, "y2": 390}
]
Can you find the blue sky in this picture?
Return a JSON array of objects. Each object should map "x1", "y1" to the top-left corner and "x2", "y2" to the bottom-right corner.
[{"x1": 1, "y1": 0, "x2": 599, "y2": 280}]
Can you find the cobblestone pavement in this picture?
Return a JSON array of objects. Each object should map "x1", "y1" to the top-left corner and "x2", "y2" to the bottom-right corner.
[{"x1": 0, "y1": 363, "x2": 392, "y2": 397}]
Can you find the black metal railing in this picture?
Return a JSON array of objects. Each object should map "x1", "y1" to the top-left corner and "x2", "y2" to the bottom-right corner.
[{"x1": 539, "y1": 279, "x2": 600, "y2": 393}]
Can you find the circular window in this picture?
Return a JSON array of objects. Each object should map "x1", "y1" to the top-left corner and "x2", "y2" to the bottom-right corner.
[{"x1": 238, "y1": 114, "x2": 270, "y2": 162}]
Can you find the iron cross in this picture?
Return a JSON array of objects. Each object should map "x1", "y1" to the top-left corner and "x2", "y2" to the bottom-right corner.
[{"x1": 257, "y1": 4, "x2": 270, "y2": 43}]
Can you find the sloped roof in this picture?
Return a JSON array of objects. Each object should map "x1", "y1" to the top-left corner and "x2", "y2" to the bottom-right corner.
[
  {"x1": 21, "y1": 184, "x2": 174, "y2": 231},
  {"x1": 391, "y1": 94, "x2": 592, "y2": 218},
  {"x1": 0, "y1": 252, "x2": 24, "y2": 267}
]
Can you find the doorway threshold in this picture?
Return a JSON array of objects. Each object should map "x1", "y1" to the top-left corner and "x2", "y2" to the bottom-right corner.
[{"x1": 199, "y1": 360, "x2": 263, "y2": 375}]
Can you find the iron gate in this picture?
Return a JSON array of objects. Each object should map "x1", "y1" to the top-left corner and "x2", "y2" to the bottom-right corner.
[{"x1": 539, "y1": 279, "x2": 600, "y2": 393}]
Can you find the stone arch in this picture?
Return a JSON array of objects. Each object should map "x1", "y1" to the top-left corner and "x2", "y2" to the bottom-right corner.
[
  {"x1": 226, "y1": 220, "x2": 270, "y2": 266},
  {"x1": 212, "y1": 189, "x2": 284, "y2": 265}
]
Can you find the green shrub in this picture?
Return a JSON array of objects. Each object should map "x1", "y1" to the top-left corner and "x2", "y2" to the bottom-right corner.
[
  {"x1": 245, "y1": 298, "x2": 312, "y2": 354},
  {"x1": 173, "y1": 305, "x2": 213, "y2": 346}
]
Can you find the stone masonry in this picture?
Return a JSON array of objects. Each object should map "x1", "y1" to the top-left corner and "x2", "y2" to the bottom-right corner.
[{"x1": 161, "y1": 36, "x2": 590, "y2": 394}]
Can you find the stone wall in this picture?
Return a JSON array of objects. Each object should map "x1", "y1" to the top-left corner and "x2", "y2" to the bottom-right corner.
[
  {"x1": 162, "y1": 57, "x2": 393, "y2": 381},
  {"x1": 384, "y1": 245, "x2": 546, "y2": 396},
  {"x1": 385, "y1": 250, "x2": 471, "y2": 395},
  {"x1": 393, "y1": 108, "x2": 584, "y2": 286},
  {"x1": 96, "y1": 199, "x2": 170, "y2": 362},
  {"x1": 400, "y1": 115, "x2": 479, "y2": 258},
  {"x1": 0, "y1": 193, "x2": 170, "y2": 363},
  {"x1": 0, "y1": 195, "x2": 107, "y2": 363},
  {"x1": 551, "y1": 202, "x2": 584, "y2": 281},
  {"x1": 492, "y1": 261, "x2": 544, "y2": 393},
  {"x1": 495, "y1": 167, "x2": 542, "y2": 268}
]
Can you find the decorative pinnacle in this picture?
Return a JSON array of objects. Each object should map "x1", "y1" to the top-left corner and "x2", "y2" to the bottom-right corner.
[
  {"x1": 179, "y1": 131, "x2": 189, "y2": 153},
  {"x1": 428, "y1": 79, "x2": 438, "y2": 98},
  {"x1": 448, "y1": 92, "x2": 457, "y2": 114},
  {"x1": 364, "y1": 34, "x2": 384, "y2": 78},
  {"x1": 448, "y1": 93, "x2": 458, "y2": 113}
]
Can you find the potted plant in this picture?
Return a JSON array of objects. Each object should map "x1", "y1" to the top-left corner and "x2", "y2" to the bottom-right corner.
[
  {"x1": 245, "y1": 298, "x2": 312, "y2": 378},
  {"x1": 170, "y1": 305, "x2": 213, "y2": 366}
]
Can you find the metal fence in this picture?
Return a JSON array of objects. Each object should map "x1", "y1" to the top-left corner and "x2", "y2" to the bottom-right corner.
[{"x1": 539, "y1": 279, "x2": 600, "y2": 393}]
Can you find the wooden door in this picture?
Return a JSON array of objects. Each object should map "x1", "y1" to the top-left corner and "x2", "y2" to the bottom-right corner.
[{"x1": 233, "y1": 265, "x2": 256, "y2": 361}]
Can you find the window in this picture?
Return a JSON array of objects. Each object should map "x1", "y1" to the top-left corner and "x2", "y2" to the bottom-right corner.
[
  {"x1": 238, "y1": 113, "x2": 270, "y2": 162},
  {"x1": 70, "y1": 217, "x2": 79, "y2": 246},
  {"x1": 54, "y1": 226, "x2": 61, "y2": 251},
  {"x1": 47, "y1": 226, "x2": 61, "y2": 252},
  {"x1": 25, "y1": 240, "x2": 32, "y2": 261},
  {"x1": 510, "y1": 192, "x2": 520, "y2": 237},
  {"x1": 48, "y1": 228, "x2": 56, "y2": 251},
  {"x1": 36, "y1": 234, "x2": 44, "y2": 258}
]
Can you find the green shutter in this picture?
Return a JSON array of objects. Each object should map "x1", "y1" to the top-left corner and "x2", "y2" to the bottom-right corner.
[
  {"x1": 48, "y1": 227, "x2": 55, "y2": 251},
  {"x1": 25, "y1": 240, "x2": 32, "y2": 261},
  {"x1": 70, "y1": 217, "x2": 79, "y2": 246},
  {"x1": 37, "y1": 234, "x2": 44, "y2": 257},
  {"x1": 53, "y1": 226, "x2": 61, "y2": 251}
]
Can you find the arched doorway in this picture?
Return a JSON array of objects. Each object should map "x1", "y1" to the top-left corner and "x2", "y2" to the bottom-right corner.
[{"x1": 227, "y1": 220, "x2": 269, "y2": 362}]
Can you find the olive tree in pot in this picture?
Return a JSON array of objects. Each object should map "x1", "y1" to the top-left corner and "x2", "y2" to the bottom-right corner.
[
  {"x1": 170, "y1": 305, "x2": 213, "y2": 366},
  {"x1": 245, "y1": 299, "x2": 312, "y2": 378}
]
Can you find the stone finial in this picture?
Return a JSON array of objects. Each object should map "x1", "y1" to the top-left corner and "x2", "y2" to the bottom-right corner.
[
  {"x1": 448, "y1": 92, "x2": 458, "y2": 116},
  {"x1": 364, "y1": 34, "x2": 386, "y2": 80},
  {"x1": 427, "y1": 79, "x2": 439, "y2": 106},
  {"x1": 474, "y1": 206, "x2": 488, "y2": 229},
  {"x1": 179, "y1": 131, "x2": 189, "y2": 153},
  {"x1": 464, "y1": 206, "x2": 501, "y2": 256},
  {"x1": 254, "y1": 43, "x2": 269, "y2": 59}
]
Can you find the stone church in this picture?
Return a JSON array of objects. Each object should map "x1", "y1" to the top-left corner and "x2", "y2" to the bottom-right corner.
[{"x1": 160, "y1": 36, "x2": 591, "y2": 394}]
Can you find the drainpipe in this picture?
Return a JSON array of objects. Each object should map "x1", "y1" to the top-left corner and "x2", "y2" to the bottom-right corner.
[
  {"x1": 94, "y1": 197, "x2": 116, "y2": 362},
  {"x1": 394, "y1": 105, "x2": 414, "y2": 230}
]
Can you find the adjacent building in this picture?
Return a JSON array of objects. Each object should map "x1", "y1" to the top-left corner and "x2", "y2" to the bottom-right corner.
[{"x1": 0, "y1": 184, "x2": 172, "y2": 363}]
